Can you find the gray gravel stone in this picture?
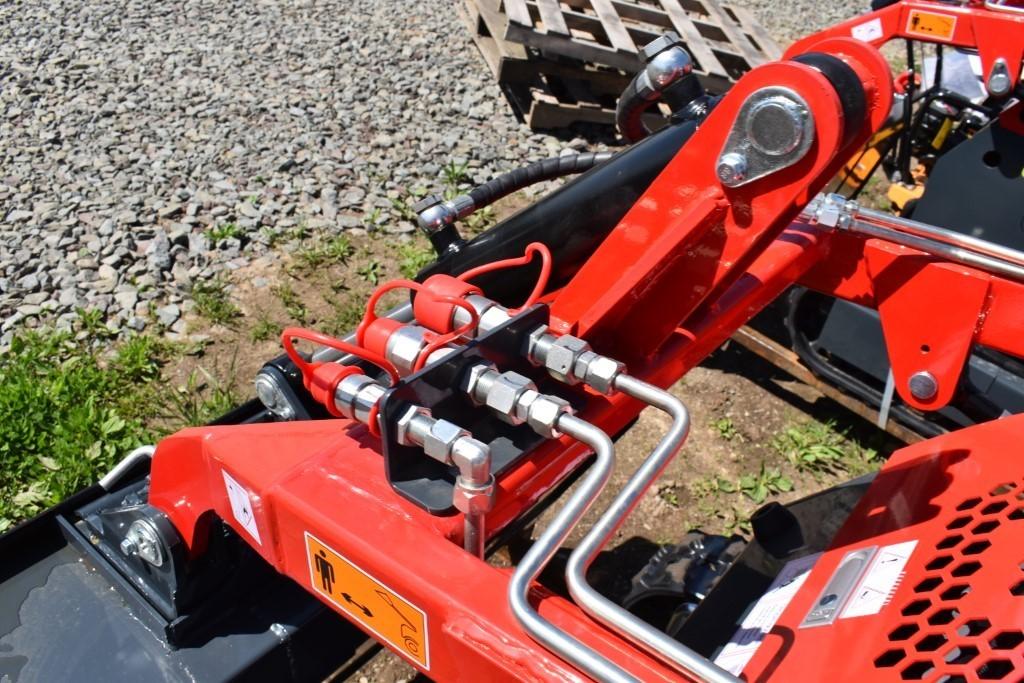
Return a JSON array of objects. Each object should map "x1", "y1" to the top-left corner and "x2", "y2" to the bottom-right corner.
[{"x1": 0, "y1": 0, "x2": 832, "y2": 338}]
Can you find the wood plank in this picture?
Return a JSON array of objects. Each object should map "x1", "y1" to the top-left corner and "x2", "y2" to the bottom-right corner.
[
  {"x1": 655, "y1": 0, "x2": 725, "y2": 76},
  {"x1": 730, "y1": 327, "x2": 924, "y2": 445},
  {"x1": 503, "y1": 0, "x2": 533, "y2": 27},
  {"x1": 590, "y1": 0, "x2": 637, "y2": 54},
  {"x1": 728, "y1": 5, "x2": 782, "y2": 60},
  {"x1": 505, "y1": 20, "x2": 641, "y2": 71},
  {"x1": 535, "y1": 0, "x2": 571, "y2": 35},
  {"x1": 699, "y1": 0, "x2": 762, "y2": 66}
]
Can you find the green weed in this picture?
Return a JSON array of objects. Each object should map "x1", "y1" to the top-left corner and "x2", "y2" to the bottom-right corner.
[
  {"x1": 207, "y1": 222, "x2": 243, "y2": 242},
  {"x1": 737, "y1": 462, "x2": 793, "y2": 504},
  {"x1": 357, "y1": 260, "x2": 382, "y2": 285},
  {"x1": 274, "y1": 283, "x2": 308, "y2": 324},
  {"x1": 0, "y1": 329, "x2": 170, "y2": 528},
  {"x1": 712, "y1": 417, "x2": 739, "y2": 441},
  {"x1": 192, "y1": 278, "x2": 241, "y2": 326},
  {"x1": 397, "y1": 241, "x2": 436, "y2": 279},
  {"x1": 295, "y1": 234, "x2": 353, "y2": 270},
  {"x1": 250, "y1": 315, "x2": 280, "y2": 343}
]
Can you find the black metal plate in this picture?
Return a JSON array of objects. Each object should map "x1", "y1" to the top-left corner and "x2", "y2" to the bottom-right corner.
[{"x1": 379, "y1": 305, "x2": 588, "y2": 513}]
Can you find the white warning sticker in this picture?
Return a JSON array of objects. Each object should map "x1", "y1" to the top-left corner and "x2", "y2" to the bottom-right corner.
[
  {"x1": 851, "y1": 17, "x2": 884, "y2": 42},
  {"x1": 714, "y1": 553, "x2": 820, "y2": 676},
  {"x1": 222, "y1": 469, "x2": 262, "y2": 545},
  {"x1": 840, "y1": 540, "x2": 916, "y2": 618}
]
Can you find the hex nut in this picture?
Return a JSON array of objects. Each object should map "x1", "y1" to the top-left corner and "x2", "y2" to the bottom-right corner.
[
  {"x1": 524, "y1": 325, "x2": 552, "y2": 366},
  {"x1": 583, "y1": 355, "x2": 625, "y2": 395},
  {"x1": 453, "y1": 477, "x2": 495, "y2": 515},
  {"x1": 485, "y1": 371, "x2": 536, "y2": 424},
  {"x1": 545, "y1": 336, "x2": 591, "y2": 384},
  {"x1": 527, "y1": 394, "x2": 573, "y2": 438},
  {"x1": 395, "y1": 404, "x2": 431, "y2": 446},
  {"x1": 421, "y1": 418, "x2": 468, "y2": 462},
  {"x1": 460, "y1": 362, "x2": 497, "y2": 404}
]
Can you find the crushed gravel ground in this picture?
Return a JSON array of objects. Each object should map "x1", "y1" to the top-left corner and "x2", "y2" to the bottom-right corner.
[{"x1": 0, "y1": 0, "x2": 862, "y2": 345}]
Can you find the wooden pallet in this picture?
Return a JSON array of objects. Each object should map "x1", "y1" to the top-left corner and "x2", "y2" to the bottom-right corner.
[
  {"x1": 460, "y1": 0, "x2": 779, "y2": 130},
  {"x1": 461, "y1": 0, "x2": 665, "y2": 128},
  {"x1": 500, "y1": 0, "x2": 780, "y2": 81}
]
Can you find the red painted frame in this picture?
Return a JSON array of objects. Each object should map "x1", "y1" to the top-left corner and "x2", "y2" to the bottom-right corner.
[{"x1": 147, "y1": 5, "x2": 1024, "y2": 681}]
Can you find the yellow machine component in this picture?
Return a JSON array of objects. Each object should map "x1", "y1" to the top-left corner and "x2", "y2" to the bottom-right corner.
[
  {"x1": 886, "y1": 181, "x2": 926, "y2": 211},
  {"x1": 837, "y1": 128, "x2": 899, "y2": 194}
]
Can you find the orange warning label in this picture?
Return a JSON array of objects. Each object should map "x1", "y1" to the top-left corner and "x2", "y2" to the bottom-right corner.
[
  {"x1": 305, "y1": 532, "x2": 429, "y2": 669},
  {"x1": 905, "y1": 10, "x2": 957, "y2": 40}
]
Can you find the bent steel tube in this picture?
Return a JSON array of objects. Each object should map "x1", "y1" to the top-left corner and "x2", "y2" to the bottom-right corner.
[
  {"x1": 508, "y1": 414, "x2": 637, "y2": 683},
  {"x1": 99, "y1": 444, "x2": 156, "y2": 491},
  {"x1": 565, "y1": 375, "x2": 741, "y2": 683}
]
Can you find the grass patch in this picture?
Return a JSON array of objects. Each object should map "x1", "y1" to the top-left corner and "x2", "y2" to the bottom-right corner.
[
  {"x1": 192, "y1": 278, "x2": 241, "y2": 326},
  {"x1": 250, "y1": 314, "x2": 280, "y2": 343},
  {"x1": 295, "y1": 233, "x2": 353, "y2": 270},
  {"x1": 397, "y1": 241, "x2": 436, "y2": 279},
  {"x1": 273, "y1": 282, "x2": 308, "y2": 324},
  {"x1": 771, "y1": 419, "x2": 880, "y2": 475},
  {"x1": 0, "y1": 323, "x2": 247, "y2": 530},
  {"x1": 207, "y1": 222, "x2": 243, "y2": 242},
  {"x1": 0, "y1": 330, "x2": 170, "y2": 528}
]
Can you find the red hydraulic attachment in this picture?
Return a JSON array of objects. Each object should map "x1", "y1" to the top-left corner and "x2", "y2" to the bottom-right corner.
[{"x1": 147, "y1": 14, "x2": 1024, "y2": 683}]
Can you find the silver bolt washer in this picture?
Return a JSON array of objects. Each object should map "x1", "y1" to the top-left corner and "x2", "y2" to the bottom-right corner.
[
  {"x1": 908, "y1": 371, "x2": 938, "y2": 401},
  {"x1": 744, "y1": 95, "x2": 809, "y2": 157},
  {"x1": 124, "y1": 519, "x2": 164, "y2": 567},
  {"x1": 987, "y1": 57, "x2": 1012, "y2": 98},
  {"x1": 716, "y1": 152, "x2": 748, "y2": 186}
]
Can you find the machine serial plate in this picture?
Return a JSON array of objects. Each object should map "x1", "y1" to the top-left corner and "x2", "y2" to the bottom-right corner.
[{"x1": 305, "y1": 532, "x2": 430, "y2": 670}]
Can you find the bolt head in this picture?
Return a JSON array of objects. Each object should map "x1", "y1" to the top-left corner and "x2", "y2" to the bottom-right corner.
[
  {"x1": 120, "y1": 537, "x2": 138, "y2": 557},
  {"x1": 125, "y1": 519, "x2": 164, "y2": 567},
  {"x1": 987, "y1": 59, "x2": 1012, "y2": 97},
  {"x1": 716, "y1": 152, "x2": 748, "y2": 187},
  {"x1": 745, "y1": 95, "x2": 808, "y2": 156},
  {"x1": 908, "y1": 371, "x2": 938, "y2": 401},
  {"x1": 395, "y1": 404, "x2": 431, "y2": 446}
]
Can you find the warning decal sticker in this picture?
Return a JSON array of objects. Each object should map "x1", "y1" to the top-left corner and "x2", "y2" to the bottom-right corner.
[
  {"x1": 222, "y1": 469, "x2": 261, "y2": 545},
  {"x1": 840, "y1": 540, "x2": 917, "y2": 619},
  {"x1": 905, "y1": 10, "x2": 957, "y2": 41},
  {"x1": 305, "y1": 532, "x2": 429, "y2": 670}
]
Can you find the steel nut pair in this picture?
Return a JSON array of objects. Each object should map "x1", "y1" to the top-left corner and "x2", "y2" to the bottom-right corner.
[
  {"x1": 453, "y1": 476, "x2": 495, "y2": 516},
  {"x1": 545, "y1": 336, "x2": 591, "y2": 384},
  {"x1": 485, "y1": 371, "x2": 538, "y2": 425}
]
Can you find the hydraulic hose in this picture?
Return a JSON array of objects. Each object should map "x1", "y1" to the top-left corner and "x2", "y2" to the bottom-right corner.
[
  {"x1": 468, "y1": 152, "x2": 613, "y2": 211},
  {"x1": 564, "y1": 376, "x2": 741, "y2": 683},
  {"x1": 415, "y1": 153, "x2": 613, "y2": 252},
  {"x1": 507, "y1": 414, "x2": 636, "y2": 683}
]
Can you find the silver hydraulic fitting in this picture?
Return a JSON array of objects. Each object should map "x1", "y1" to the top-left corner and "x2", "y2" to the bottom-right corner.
[
  {"x1": 526, "y1": 327, "x2": 625, "y2": 395},
  {"x1": 451, "y1": 294, "x2": 513, "y2": 338},
  {"x1": 484, "y1": 371, "x2": 540, "y2": 426},
  {"x1": 641, "y1": 32, "x2": 693, "y2": 94},
  {"x1": 451, "y1": 437, "x2": 495, "y2": 516},
  {"x1": 413, "y1": 193, "x2": 476, "y2": 235},
  {"x1": 460, "y1": 362, "x2": 574, "y2": 437},
  {"x1": 334, "y1": 373, "x2": 387, "y2": 424}
]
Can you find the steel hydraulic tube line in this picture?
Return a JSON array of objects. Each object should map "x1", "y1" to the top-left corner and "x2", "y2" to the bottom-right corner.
[
  {"x1": 803, "y1": 196, "x2": 1024, "y2": 282},
  {"x1": 508, "y1": 414, "x2": 639, "y2": 683},
  {"x1": 99, "y1": 444, "x2": 156, "y2": 491},
  {"x1": 564, "y1": 376, "x2": 742, "y2": 683}
]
